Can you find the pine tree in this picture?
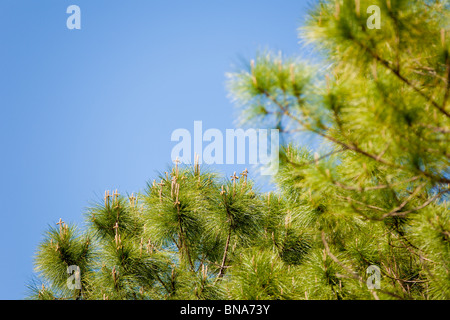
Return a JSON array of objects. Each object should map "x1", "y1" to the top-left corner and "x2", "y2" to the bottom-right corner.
[{"x1": 30, "y1": 0, "x2": 449, "y2": 300}]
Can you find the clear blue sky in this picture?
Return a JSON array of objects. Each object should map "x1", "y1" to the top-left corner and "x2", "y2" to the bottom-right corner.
[{"x1": 0, "y1": 0, "x2": 314, "y2": 299}]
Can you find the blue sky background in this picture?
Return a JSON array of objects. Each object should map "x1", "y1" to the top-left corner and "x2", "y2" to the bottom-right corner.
[{"x1": 0, "y1": 0, "x2": 315, "y2": 299}]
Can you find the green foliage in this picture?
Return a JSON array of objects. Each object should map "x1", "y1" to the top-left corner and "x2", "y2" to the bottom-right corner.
[{"x1": 30, "y1": 0, "x2": 449, "y2": 300}]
